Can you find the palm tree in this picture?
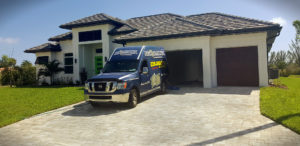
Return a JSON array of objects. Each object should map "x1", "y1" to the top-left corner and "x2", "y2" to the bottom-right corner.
[{"x1": 38, "y1": 60, "x2": 64, "y2": 85}]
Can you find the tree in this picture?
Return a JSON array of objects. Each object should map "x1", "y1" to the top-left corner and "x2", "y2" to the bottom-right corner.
[
  {"x1": 274, "y1": 50, "x2": 288, "y2": 71},
  {"x1": 293, "y1": 20, "x2": 300, "y2": 40},
  {"x1": 38, "y1": 60, "x2": 64, "y2": 85},
  {"x1": 0, "y1": 60, "x2": 37, "y2": 86},
  {"x1": 20, "y1": 60, "x2": 36, "y2": 85},
  {"x1": 21, "y1": 60, "x2": 32, "y2": 68},
  {"x1": 0, "y1": 55, "x2": 16, "y2": 68},
  {"x1": 268, "y1": 51, "x2": 276, "y2": 68},
  {"x1": 0, "y1": 55, "x2": 17, "y2": 87},
  {"x1": 288, "y1": 20, "x2": 300, "y2": 66}
]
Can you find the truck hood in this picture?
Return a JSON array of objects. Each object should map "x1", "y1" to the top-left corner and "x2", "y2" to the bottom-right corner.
[{"x1": 88, "y1": 72, "x2": 137, "y2": 81}]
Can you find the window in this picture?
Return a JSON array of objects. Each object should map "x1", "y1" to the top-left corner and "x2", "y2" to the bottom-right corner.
[
  {"x1": 64, "y1": 53, "x2": 73, "y2": 74},
  {"x1": 35, "y1": 56, "x2": 49, "y2": 65},
  {"x1": 96, "y1": 48, "x2": 103, "y2": 53},
  {"x1": 140, "y1": 60, "x2": 148, "y2": 72},
  {"x1": 102, "y1": 60, "x2": 139, "y2": 73},
  {"x1": 79, "y1": 30, "x2": 101, "y2": 42}
]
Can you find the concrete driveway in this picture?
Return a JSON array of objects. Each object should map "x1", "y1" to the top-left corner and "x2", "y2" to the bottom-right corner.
[{"x1": 0, "y1": 87, "x2": 299, "y2": 146}]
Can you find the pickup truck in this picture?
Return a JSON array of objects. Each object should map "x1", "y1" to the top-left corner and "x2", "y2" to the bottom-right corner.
[{"x1": 84, "y1": 46, "x2": 168, "y2": 108}]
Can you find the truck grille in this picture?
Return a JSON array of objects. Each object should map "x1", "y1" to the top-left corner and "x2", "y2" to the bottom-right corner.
[
  {"x1": 88, "y1": 81, "x2": 117, "y2": 93},
  {"x1": 94, "y1": 83, "x2": 106, "y2": 91}
]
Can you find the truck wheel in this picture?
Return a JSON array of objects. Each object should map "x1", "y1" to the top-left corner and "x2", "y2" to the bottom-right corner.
[
  {"x1": 160, "y1": 80, "x2": 167, "y2": 94},
  {"x1": 128, "y1": 89, "x2": 138, "y2": 108}
]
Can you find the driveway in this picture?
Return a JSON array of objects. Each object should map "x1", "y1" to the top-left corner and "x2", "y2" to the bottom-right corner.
[{"x1": 0, "y1": 87, "x2": 299, "y2": 146}]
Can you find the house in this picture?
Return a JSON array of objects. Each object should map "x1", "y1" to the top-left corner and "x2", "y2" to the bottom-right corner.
[{"x1": 24, "y1": 12, "x2": 281, "y2": 88}]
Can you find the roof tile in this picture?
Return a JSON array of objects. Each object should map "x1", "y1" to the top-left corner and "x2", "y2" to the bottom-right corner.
[
  {"x1": 59, "y1": 13, "x2": 126, "y2": 29},
  {"x1": 24, "y1": 42, "x2": 61, "y2": 53}
]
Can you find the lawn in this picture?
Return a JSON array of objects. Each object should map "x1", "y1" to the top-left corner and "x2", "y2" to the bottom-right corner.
[
  {"x1": 260, "y1": 75, "x2": 300, "y2": 134},
  {"x1": 0, "y1": 86, "x2": 84, "y2": 127}
]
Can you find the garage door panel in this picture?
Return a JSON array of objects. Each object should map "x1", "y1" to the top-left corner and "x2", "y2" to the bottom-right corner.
[{"x1": 216, "y1": 46, "x2": 259, "y2": 86}]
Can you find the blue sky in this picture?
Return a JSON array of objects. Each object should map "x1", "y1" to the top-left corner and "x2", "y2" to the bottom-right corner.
[{"x1": 0, "y1": 0, "x2": 299, "y2": 65}]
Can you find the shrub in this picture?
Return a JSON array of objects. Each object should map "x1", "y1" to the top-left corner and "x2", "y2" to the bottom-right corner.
[
  {"x1": 279, "y1": 69, "x2": 290, "y2": 77},
  {"x1": 0, "y1": 61, "x2": 37, "y2": 86},
  {"x1": 20, "y1": 62, "x2": 36, "y2": 85},
  {"x1": 53, "y1": 77, "x2": 73, "y2": 85},
  {"x1": 286, "y1": 63, "x2": 300, "y2": 75}
]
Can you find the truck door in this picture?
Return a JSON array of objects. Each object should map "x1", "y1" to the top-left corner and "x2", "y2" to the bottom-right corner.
[{"x1": 139, "y1": 60, "x2": 151, "y2": 93}]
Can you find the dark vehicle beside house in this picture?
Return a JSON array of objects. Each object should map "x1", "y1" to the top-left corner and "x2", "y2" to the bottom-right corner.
[{"x1": 84, "y1": 46, "x2": 168, "y2": 108}]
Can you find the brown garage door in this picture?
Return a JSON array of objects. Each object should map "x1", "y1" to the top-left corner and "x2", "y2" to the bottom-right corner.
[{"x1": 216, "y1": 46, "x2": 259, "y2": 86}]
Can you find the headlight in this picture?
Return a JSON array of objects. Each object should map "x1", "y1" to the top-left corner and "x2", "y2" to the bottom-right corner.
[
  {"x1": 85, "y1": 82, "x2": 89, "y2": 90},
  {"x1": 117, "y1": 82, "x2": 127, "y2": 89}
]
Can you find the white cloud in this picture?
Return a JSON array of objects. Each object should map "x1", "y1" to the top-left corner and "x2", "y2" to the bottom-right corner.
[
  {"x1": 270, "y1": 17, "x2": 287, "y2": 26},
  {"x1": 0, "y1": 37, "x2": 19, "y2": 44}
]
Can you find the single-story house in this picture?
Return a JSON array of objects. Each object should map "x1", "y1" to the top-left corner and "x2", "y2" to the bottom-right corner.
[{"x1": 25, "y1": 12, "x2": 281, "y2": 88}]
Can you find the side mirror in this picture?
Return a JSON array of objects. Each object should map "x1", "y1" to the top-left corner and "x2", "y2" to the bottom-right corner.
[{"x1": 142, "y1": 67, "x2": 148, "y2": 74}]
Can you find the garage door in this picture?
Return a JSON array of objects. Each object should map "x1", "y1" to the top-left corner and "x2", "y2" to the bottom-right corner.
[
  {"x1": 166, "y1": 50, "x2": 203, "y2": 85},
  {"x1": 216, "y1": 46, "x2": 259, "y2": 86}
]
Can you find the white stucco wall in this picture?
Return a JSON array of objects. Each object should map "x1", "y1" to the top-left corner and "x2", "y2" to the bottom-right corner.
[
  {"x1": 71, "y1": 24, "x2": 115, "y2": 82},
  {"x1": 126, "y1": 32, "x2": 268, "y2": 88},
  {"x1": 210, "y1": 32, "x2": 268, "y2": 87},
  {"x1": 53, "y1": 40, "x2": 75, "y2": 83},
  {"x1": 35, "y1": 52, "x2": 52, "y2": 84},
  {"x1": 126, "y1": 36, "x2": 212, "y2": 88},
  {"x1": 111, "y1": 35, "x2": 124, "y2": 51}
]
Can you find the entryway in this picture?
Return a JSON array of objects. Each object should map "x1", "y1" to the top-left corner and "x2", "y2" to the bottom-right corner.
[
  {"x1": 165, "y1": 50, "x2": 203, "y2": 86},
  {"x1": 79, "y1": 43, "x2": 104, "y2": 79}
]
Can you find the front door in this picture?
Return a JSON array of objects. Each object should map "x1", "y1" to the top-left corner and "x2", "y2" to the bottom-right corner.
[
  {"x1": 140, "y1": 60, "x2": 151, "y2": 94},
  {"x1": 95, "y1": 56, "x2": 103, "y2": 74}
]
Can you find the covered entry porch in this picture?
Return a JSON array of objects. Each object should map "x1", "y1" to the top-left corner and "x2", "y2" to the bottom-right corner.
[{"x1": 78, "y1": 43, "x2": 104, "y2": 79}]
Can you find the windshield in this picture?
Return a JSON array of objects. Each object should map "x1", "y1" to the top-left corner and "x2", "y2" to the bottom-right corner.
[{"x1": 102, "y1": 60, "x2": 139, "y2": 73}]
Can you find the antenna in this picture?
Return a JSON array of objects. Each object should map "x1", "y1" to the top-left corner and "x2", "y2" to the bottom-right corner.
[{"x1": 10, "y1": 48, "x2": 14, "y2": 58}]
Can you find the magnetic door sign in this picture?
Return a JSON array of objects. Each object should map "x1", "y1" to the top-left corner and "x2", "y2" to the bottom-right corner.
[
  {"x1": 114, "y1": 50, "x2": 138, "y2": 56},
  {"x1": 150, "y1": 73, "x2": 161, "y2": 88}
]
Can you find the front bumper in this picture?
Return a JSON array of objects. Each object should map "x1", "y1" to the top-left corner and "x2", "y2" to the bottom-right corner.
[{"x1": 84, "y1": 93, "x2": 130, "y2": 103}]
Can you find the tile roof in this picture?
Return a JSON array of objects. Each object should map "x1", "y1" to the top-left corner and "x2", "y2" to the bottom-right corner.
[
  {"x1": 115, "y1": 12, "x2": 281, "y2": 43},
  {"x1": 24, "y1": 42, "x2": 61, "y2": 53},
  {"x1": 60, "y1": 13, "x2": 126, "y2": 29},
  {"x1": 29, "y1": 12, "x2": 281, "y2": 53},
  {"x1": 108, "y1": 13, "x2": 182, "y2": 35},
  {"x1": 115, "y1": 17, "x2": 218, "y2": 42},
  {"x1": 48, "y1": 32, "x2": 72, "y2": 41},
  {"x1": 187, "y1": 12, "x2": 278, "y2": 31}
]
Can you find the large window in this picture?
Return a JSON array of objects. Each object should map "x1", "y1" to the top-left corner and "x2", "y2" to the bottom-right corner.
[
  {"x1": 79, "y1": 30, "x2": 101, "y2": 42},
  {"x1": 64, "y1": 53, "x2": 73, "y2": 74},
  {"x1": 102, "y1": 60, "x2": 139, "y2": 73},
  {"x1": 35, "y1": 56, "x2": 49, "y2": 65}
]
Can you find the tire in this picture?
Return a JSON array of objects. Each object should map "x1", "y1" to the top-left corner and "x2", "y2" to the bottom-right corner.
[
  {"x1": 160, "y1": 80, "x2": 167, "y2": 94},
  {"x1": 128, "y1": 89, "x2": 138, "y2": 108}
]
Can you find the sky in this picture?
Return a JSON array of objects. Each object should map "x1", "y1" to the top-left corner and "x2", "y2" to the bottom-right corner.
[{"x1": 0, "y1": 0, "x2": 299, "y2": 65}]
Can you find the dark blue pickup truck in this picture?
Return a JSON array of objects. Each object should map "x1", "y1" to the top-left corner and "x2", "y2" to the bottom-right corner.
[{"x1": 84, "y1": 46, "x2": 168, "y2": 108}]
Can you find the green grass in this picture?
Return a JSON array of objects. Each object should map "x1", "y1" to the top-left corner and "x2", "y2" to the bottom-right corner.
[
  {"x1": 0, "y1": 86, "x2": 84, "y2": 127},
  {"x1": 260, "y1": 76, "x2": 300, "y2": 134}
]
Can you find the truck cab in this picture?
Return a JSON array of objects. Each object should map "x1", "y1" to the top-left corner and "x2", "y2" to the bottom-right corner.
[{"x1": 84, "y1": 46, "x2": 168, "y2": 108}]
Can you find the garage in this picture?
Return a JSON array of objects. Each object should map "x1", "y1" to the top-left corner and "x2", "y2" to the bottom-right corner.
[
  {"x1": 165, "y1": 50, "x2": 203, "y2": 86},
  {"x1": 216, "y1": 46, "x2": 259, "y2": 86}
]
